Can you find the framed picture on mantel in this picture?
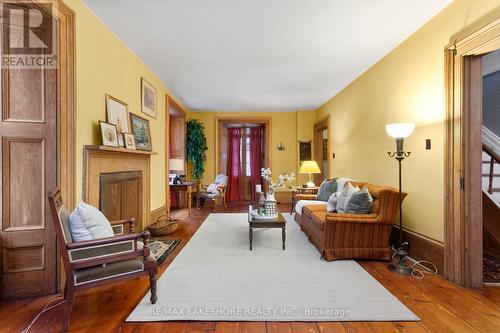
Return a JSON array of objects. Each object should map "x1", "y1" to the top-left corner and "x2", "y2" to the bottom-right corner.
[{"x1": 130, "y1": 113, "x2": 152, "y2": 151}]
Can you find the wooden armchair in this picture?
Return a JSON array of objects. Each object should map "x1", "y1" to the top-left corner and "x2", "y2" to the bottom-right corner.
[
  {"x1": 48, "y1": 187, "x2": 158, "y2": 332},
  {"x1": 195, "y1": 174, "x2": 228, "y2": 212}
]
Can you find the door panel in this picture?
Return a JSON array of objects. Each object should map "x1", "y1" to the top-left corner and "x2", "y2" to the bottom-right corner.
[{"x1": 0, "y1": 3, "x2": 58, "y2": 299}]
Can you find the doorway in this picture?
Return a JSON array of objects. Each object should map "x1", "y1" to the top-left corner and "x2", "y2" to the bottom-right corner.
[
  {"x1": 481, "y1": 49, "x2": 500, "y2": 284},
  {"x1": 314, "y1": 116, "x2": 331, "y2": 185},
  {"x1": 0, "y1": 0, "x2": 76, "y2": 299},
  {"x1": 444, "y1": 17, "x2": 500, "y2": 288},
  {"x1": 216, "y1": 118, "x2": 270, "y2": 202}
]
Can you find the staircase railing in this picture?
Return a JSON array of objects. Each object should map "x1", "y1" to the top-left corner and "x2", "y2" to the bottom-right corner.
[{"x1": 483, "y1": 143, "x2": 500, "y2": 194}]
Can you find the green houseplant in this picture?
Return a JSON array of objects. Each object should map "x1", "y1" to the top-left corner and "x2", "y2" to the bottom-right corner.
[{"x1": 186, "y1": 119, "x2": 207, "y2": 182}]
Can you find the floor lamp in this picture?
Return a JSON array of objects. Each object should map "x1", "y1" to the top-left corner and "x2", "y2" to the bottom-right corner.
[{"x1": 385, "y1": 122, "x2": 415, "y2": 275}]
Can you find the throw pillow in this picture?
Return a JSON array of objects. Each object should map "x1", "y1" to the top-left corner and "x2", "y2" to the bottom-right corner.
[
  {"x1": 206, "y1": 183, "x2": 218, "y2": 193},
  {"x1": 316, "y1": 179, "x2": 337, "y2": 201},
  {"x1": 326, "y1": 192, "x2": 339, "y2": 212},
  {"x1": 69, "y1": 202, "x2": 114, "y2": 242},
  {"x1": 345, "y1": 186, "x2": 373, "y2": 214},
  {"x1": 336, "y1": 183, "x2": 359, "y2": 213}
]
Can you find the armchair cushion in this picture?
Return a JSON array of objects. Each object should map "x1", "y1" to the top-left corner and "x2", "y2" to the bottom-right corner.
[
  {"x1": 74, "y1": 258, "x2": 144, "y2": 286},
  {"x1": 69, "y1": 202, "x2": 114, "y2": 241}
]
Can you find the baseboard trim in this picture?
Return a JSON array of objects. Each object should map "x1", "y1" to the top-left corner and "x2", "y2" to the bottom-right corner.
[
  {"x1": 150, "y1": 205, "x2": 167, "y2": 226},
  {"x1": 390, "y1": 227, "x2": 444, "y2": 275}
]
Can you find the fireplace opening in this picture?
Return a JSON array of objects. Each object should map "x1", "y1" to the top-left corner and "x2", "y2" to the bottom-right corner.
[{"x1": 100, "y1": 171, "x2": 143, "y2": 229}]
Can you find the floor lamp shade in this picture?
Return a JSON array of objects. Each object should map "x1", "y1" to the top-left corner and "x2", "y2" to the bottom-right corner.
[
  {"x1": 299, "y1": 160, "x2": 321, "y2": 188},
  {"x1": 385, "y1": 122, "x2": 415, "y2": 138}
]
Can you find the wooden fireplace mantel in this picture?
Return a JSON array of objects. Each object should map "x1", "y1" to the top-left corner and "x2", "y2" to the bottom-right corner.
[{"x1": 83, "y1": 145, "x2": 152, "y2": 230}]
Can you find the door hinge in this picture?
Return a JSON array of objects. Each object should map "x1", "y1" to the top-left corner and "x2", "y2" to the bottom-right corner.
[{"x1": 460, "y1": 177, "x2": 465, "y2": 190}]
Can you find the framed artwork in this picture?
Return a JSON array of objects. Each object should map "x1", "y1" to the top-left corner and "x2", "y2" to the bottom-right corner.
[
  {"x1": 299, "y1": 141, "x2": 312, "y2": 161},
  {"x1": 141, "y1": 77, "x2": 157, "y2": 118},
  {"x1": 130, "y1": 113, "x2": 152, "y2": 151},
  {"x1": 99, "y1": 121, "x2": 119, "y2": 147},
  {"x1": 123, "y1": 133, "x2": 136, "y2": 149},
  {"x1": 106, "y1": 94, "x2": 129, "y2": 147}
]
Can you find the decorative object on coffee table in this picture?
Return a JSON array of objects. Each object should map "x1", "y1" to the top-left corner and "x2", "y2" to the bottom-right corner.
[
  {"x1": 385, "y1": 122, "x2": 415, "y2": 275},
  {"x1": 99, "y1": 121, "x2": 119, "y2": 147},
  {"x1": 299, "y1": 160, "x2": 321, "y2": 188},
  {"x1": 260, "y1": 168, "x2": 295, "y2": 202},
  {"x1": 130, "y1": 113, "x2": 152, "y2": 151},
  {"x1": 248, "y1": 206, "x2": 286, "y2": 251}
]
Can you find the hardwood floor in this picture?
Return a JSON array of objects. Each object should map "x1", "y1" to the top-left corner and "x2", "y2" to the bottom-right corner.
[{"x1": 1, "y1": 202, "x2": 499, "y2": 333}]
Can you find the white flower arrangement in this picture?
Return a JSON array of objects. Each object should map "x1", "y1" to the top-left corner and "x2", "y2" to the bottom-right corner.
[{"x1": 260, "y1": 168, "x2": 295, "y2": 194}]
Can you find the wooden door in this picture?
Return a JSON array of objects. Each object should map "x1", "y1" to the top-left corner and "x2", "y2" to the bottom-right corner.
[{"x1": 0, "y1": 3, "x2": 58, "y2": 299}]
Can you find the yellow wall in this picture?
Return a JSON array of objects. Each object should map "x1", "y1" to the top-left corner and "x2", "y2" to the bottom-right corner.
[
  {"x1": 63, "y1": 0, "x2": 184, "y2": 211},
  {"x1": 316, "y1": 0, "x2": 500, "y2": 242},
  {"x1": 187, "y1": 111, "x2": 309, "y2": 186}
]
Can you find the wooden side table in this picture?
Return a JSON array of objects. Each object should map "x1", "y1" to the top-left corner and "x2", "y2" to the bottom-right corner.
[
  {"x1": 170, "y1": 181, "x2": 197, "y2": 217},
  {"x1": 290, "y1": 186, "x2": 320, "y2": 214}
]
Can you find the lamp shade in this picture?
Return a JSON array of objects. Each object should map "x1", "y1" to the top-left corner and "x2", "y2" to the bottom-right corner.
[
  {"x1": 169, "y1": 159, "x2": 184, "y2": 171},
  {"x1": 385, "y1": 122, "x2": 415, "y2": 139},
  {"x1": 299, "y1": 160, "x2": 321, "y2": 174}
]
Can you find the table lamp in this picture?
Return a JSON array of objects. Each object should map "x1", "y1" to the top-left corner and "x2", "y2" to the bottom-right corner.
[
  {"x1": 299, "y1": 160, "x2": 321, "y2": 188},
  {"x1": 169, "y1": 159, "x2": 185, "y2": 184},
  {"x1": 385, "y1": 122, "x2": 414, "y2": 275}
]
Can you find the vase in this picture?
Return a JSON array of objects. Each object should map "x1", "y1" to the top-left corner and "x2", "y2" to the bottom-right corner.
[{"x1": 266, "y1": 192, "x2": 276, "y2": 202}]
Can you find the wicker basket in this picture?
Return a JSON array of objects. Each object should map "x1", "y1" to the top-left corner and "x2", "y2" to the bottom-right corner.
[{"x1": 148, "y1": 215, "x2": 178, "y2": 236}]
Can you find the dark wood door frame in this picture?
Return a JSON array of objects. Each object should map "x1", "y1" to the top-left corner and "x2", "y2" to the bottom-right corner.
[
  {"x1": 215, "y1": 117, "x2": 271, "y2": 180},
  {"x1": 313, "y1": 115, "x2": 331, "y2": 184},
  {"x1": 165, "y1": 95, "x2": 187, "y2": 214},
  {"x1": 444, "y1": 16, "x2": 500, "y2": 288}
]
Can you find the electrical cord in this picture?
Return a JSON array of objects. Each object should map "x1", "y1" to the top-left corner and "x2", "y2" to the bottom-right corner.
[
  {"x1": 410, "y1": 260, "x2": 438, "y2": 279},
  {"x1": 21, "y1": 296, "x2": 64, "y2": 333},
  {"x1": 390, "y1": 244, "x2": 438, "y2": 279}
]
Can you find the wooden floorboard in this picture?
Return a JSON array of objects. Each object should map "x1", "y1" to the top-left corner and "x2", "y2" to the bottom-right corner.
[{"x1": 1, "y1": 202, "x2": 499, "y2": 333}]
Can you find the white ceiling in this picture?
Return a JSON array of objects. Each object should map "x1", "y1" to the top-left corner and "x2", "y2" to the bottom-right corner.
[{"x1": 83, "y1": 0, "x2": 451, "y2": 111}]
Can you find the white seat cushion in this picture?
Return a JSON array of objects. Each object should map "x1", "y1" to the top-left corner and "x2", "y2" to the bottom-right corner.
[
  {"x1": 69, "y1": 202, "x2": 114, "y2": 242},
  {"x1": 295, "y1": 200, "x2": 327, "y2": 215}
]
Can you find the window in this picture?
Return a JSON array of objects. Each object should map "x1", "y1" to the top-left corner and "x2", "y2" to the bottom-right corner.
[{"x1": 245, "y1": 128, "x2": 251, "y2": 176}]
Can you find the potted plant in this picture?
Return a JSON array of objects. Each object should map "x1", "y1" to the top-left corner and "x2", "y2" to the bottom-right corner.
[{"x1": 186, "y1": 119, "x2": 207, "y2": 188}]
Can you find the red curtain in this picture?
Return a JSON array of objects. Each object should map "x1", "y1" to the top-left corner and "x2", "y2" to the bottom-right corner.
[
  {"x1": 226, "y1": 128, "x2": 243, "y2": 202},
  {"x1": 250, "y1": 127, "x2": 262, "y2": 202}
]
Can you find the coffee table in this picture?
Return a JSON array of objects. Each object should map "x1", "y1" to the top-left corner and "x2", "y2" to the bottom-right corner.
[{"x1": 248, "y1": 206, "x2": 286, "y2": 250}]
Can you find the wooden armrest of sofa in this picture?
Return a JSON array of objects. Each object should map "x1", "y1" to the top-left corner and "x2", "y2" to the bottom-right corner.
[{"x1": 296, "y1": 194, "x2": 317, "y2": 200}]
